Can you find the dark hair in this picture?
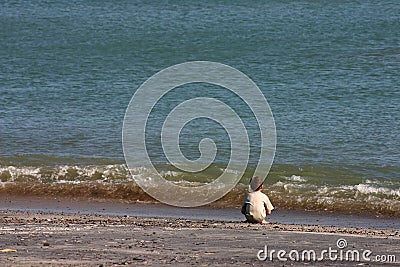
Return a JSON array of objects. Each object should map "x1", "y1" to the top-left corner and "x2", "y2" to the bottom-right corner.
[
  {"x1": 255, "y1": 183, "x2": 263, "y2": 191},
  {"x1": 250, "y1": 176, "x2": 263, "y2": 191}
]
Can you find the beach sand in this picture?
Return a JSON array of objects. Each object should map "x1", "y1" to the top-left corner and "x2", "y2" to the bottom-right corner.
[{"x1": 0, "y1": 197, "x2": 399, "y2": 266}]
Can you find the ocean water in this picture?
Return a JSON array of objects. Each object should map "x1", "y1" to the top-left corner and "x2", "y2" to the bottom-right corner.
[{"x1": 1, "y1": 1, "x2": 399, "y2": 216}]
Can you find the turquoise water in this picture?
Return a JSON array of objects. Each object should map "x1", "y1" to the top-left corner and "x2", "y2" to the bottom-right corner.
[{"x1": 1, "y1": 1, "x2": 399, "y2": 215}]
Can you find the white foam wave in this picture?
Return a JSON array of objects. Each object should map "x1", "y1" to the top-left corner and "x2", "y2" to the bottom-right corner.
[
  {"x1": 286, "y1": 175, "x2": 307, "y2": 182},
  {"x1": 0, "y1": 166, "x2": 41, "y2": 180},
  {"x1": 354, "y1": 183, "x2": 400, "y2": 198},
  {"x1": 159, "y1": 170, "x2": 182, "y2": 177},
  {"x1": 0, "y1": 164, "x2": 129, "y2": 183},
  {"x1": 270, "y1": 180, "x2": 400, "y2": 201}
]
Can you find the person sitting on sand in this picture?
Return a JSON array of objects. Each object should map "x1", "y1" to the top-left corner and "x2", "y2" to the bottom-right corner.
[{"x1": 241, "y1": 176, "x2": 274, "y2": 224}]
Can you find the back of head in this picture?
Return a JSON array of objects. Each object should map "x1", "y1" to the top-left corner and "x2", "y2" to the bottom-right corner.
[{"x1": 249, "y1": 176, "x2": 263, "y2": 192}]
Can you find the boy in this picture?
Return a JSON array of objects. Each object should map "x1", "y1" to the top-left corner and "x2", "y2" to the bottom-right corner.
[{"x1": 241, "y1": 176, "x2": 274, "y2": 224}]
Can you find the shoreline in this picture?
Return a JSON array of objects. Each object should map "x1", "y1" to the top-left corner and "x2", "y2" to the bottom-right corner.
[
  {"x1": 1, "y1": 209, "x2": 400, "y2": 238},
  {"x1": 1, "y1": 195, "x2": 399, "y2": 230},
  {"x1": 0, "y1": 196, "x2": 399, "y2": 266},
  {"x1": 0, "y1": 210, "x2": 399, "y2": 266}
]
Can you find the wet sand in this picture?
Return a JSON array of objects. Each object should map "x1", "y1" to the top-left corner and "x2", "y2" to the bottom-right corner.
[
  {"x1": 1, "y1": 196, "x2": 399, "y2": 229},
  {"x1": 0, "y1": 197, "x2": 399, "y2": 266}
]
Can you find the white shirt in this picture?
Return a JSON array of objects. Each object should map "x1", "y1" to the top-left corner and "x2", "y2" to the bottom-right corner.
[{"x1": 242, "y1": 191, "x2": 274, "y2": 222}]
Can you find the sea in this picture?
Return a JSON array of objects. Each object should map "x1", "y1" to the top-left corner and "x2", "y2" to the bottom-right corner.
[{"x1": 1, "y1": 0, "x2": 399, "y2": 216}]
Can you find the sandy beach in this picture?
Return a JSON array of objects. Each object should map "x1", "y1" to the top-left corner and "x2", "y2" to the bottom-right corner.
[
  {"x1": 0, "y1": 197, "x2": 399, "y2": 266},
  {"x1": 2, "y1": 0, "x2": 400, "y2": 266}
]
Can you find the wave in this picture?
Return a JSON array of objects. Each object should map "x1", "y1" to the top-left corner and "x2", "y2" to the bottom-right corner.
[{"x1": 0, "y1": 164, "x2": 399, "y2": 217}]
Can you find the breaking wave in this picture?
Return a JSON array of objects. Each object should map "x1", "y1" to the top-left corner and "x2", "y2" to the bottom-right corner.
[{"x1": 0, "y1": 164, "x2": 399, "y2": 217}]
